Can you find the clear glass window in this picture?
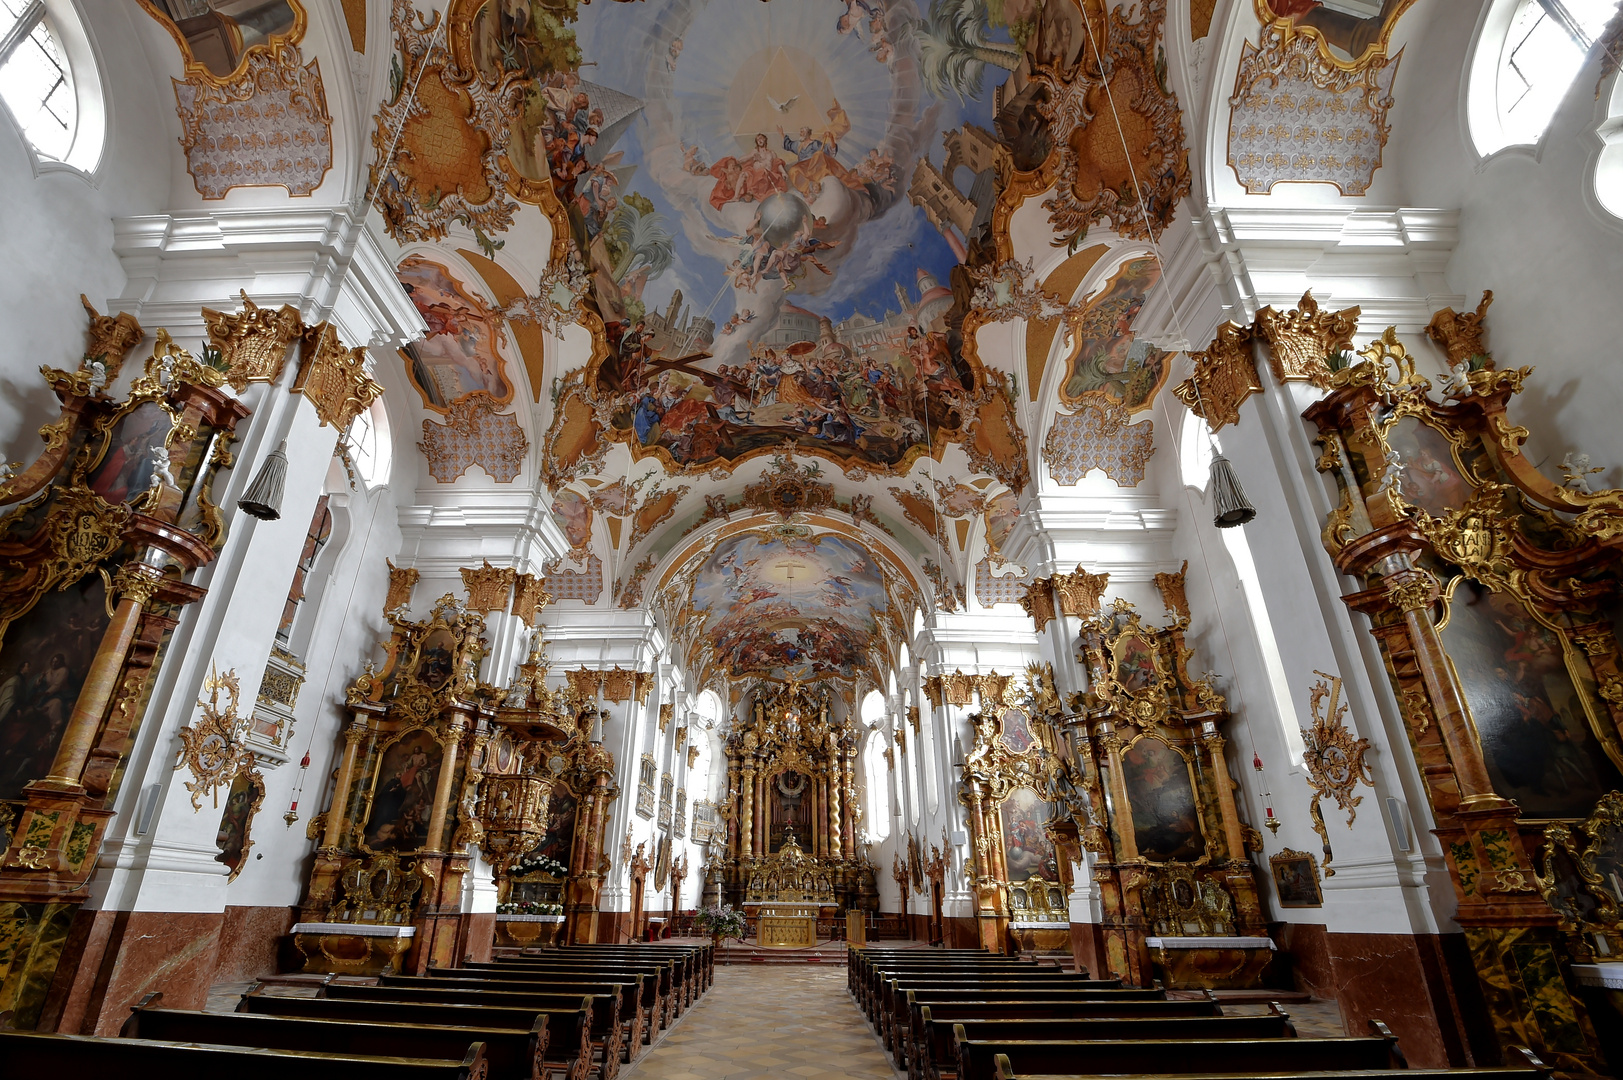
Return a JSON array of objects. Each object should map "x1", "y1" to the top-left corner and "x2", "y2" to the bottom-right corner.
[
  {"x1": 1495, "y1": 0, "x2": 1619, "y2": 146},
  {"x1": 0, "y1": 0, "x2": 77, "y2": 161},
  {"x1": 344, "y1": 398, "x2": 392, "y2": 489}
]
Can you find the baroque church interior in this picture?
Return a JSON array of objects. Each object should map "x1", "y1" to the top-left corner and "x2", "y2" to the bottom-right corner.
[{"x1": 1, "y1": 0, "x2": 1623, "y2": 1075}]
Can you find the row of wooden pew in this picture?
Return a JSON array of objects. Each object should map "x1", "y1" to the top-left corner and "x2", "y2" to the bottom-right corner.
[
  {"x1": 0, "y1": 942, "x2": 712, "y2": 1080},
  {"x1": 849, "y1": 946, "x2": 1551, "y2": 1080}
]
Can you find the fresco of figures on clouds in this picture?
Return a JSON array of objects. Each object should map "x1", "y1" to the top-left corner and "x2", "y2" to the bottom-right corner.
[
  {"x1": 470, "y1": 0, "x2": 1084, "y2": 474},
  {"x1": 692, "y1": 531, "x2": 889, "y2": 680}
]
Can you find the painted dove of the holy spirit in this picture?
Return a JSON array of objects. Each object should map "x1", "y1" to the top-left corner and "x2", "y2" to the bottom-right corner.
[{"x1": 769, "y1": 94, "x2": 799, "y2": 113}]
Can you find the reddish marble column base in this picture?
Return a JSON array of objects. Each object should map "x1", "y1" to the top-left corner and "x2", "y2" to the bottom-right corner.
[
  {"x1": 39, "y1": 905, "x2": 298, "y2": 1036},
  {"x1": 1276, "y1": 924, "x2": 1499, "y2": 1068}
]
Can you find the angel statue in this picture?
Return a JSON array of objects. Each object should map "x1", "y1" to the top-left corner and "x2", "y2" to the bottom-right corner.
[
  {"x1": 1561, "y1": 452, "x2": 1605, "y2": 494},
  {"x1": 147, "y1": 442, "x2": 177, "y2": 493},
  {"x1": 1377, "y1": 449, "x2": 1406, "y2": 496},
  {"x1": 1438, "y1": 357, "x2": 1472, "y2": 400}
]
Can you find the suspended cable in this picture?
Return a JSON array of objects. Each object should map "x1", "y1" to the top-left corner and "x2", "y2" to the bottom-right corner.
[{"x1": 1075, "y1": 7, "x2": 1273, "y2": 782}]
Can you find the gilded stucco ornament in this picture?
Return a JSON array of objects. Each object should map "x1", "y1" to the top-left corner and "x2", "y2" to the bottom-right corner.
[
  {"x1": 1173, "y1": 322, "x2": 1260, "y2": 433},
  {"x1": 295, "y1": 323, "x2": 384, "y2": 430},
  {"x1": 1300, "y1": 671, "x2": 1373, "y2": 878},
  {"x1": 203, "y1": 292, "x2": 306, "y2": 391},
  {"x1": 461, "y1": 559, "x2": 517, "y2": 613},
  {"x1": 1255, "y1": 292, "x2": 1360, "y2": 388},
  {"x1": 175, "y1": 666, "x2": 260, "y2": 811}
]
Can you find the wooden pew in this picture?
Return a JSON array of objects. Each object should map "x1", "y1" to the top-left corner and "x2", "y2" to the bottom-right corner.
[
  {"x1": 955, "y1": 1026, "x2": 1405, "y2": 1080},
  {"x1": 901, "y1": 996, "x2": 1223, "y2": 1080},
  {"x1": 0, "y1": 1030, "x2": 486, "y2": 1080},
  {"x1": 858, "y1": 961, "x2": 1050, "y2": 1016},
  {"x1": 240, "y1": 984, "x2": 593, "y2": 1080},
  {"x1": 384, "y1": 970, "x2": 647, "y2": 1055},
  {"x1": 331, "y1": 979, "x2": 629, "y2": 1080},
  {"x1": 456, "y1": 959, "x2": 677, "y2": 1029},
  {"x1": 852, "y1": 951, "x2": 1029, "y2": 1009},
  {"x1": 915, "y1": 1010, "x2": 1296, "y2": 1080},
  {"x1": 879, "y1": 978, "x2": 1150, "y2": 1050},
  {"x1": 557, "y1": 943, "x2": 713, "y2": 996},
  {"x1": 989, "y1": 1045, "x2": 1554, "y2": 1080},
  {"x1": 123, "y1": 995, "x2": 550, "y2": 1080}
]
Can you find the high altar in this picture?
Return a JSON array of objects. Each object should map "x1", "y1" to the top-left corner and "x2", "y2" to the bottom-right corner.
[{"x1": 717, "y1": 682, "x2": 877, "y2": 940}]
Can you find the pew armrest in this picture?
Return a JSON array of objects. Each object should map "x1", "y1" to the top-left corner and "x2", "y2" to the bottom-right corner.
[
  {"x1": 992, "y1": 1052, "x2": 1017, "y2": 1080},
  {"x1": 1509, "y1": 1045, "x2": 1553, "y2": 1076},
  {"x1": 1266, "y1": 1000, "x2": 1297, "y2": 1038},
  {"x1": 1367, "y1": 1018, "x2": 1407, "y2": 1068}
]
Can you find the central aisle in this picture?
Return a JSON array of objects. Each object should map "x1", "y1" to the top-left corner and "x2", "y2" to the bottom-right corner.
[{"x1": 622, "y1": 963, "x2": 900, "y2": 1080}]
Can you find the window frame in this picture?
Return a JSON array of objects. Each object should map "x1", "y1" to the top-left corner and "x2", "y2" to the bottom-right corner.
[
  {"x1": 1466, "y1": 0, "x2": 1620, "y2": 157},
  {"x1": 0, "y1": 0, "x2": 104, "y2": 176}
]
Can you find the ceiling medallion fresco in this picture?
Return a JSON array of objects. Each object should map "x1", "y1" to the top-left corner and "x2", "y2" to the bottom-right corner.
[
  {"x1": 398, "y1": 255, "x2": 517, "y2": 411},
  {"x1": 688, "y1": 531, "x2": 894, "y2": 683},
  {"x1": 1056, "y1": 255, "x2": 1169, "y2": 423}
]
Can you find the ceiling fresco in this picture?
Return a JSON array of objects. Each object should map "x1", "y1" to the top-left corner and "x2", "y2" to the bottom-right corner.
[
  {"x1": 686, "y1": 530, "x2": 896, "y2": 683},
  {"x1": 363, "y1": 0, "x2": 1194, "y2": 617}
]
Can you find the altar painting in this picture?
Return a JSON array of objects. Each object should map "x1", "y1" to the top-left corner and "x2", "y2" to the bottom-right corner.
[
  {"x1": 1121, "y1": 736, "x2": 1206, "y2": 861},
  {"x1": 691, "y1": 532, "x2": 889, "y2": 680},
  {"x1": 1381, "y1": 417, "x2": 1470, "y2": 518},
  {"x1": 1059, "y1": 257, "x2": 1170, "y2": 414},
  {"x1": 0, "y1": 576, "x2": 110, "y2": 800},
  {"x1": 413, "y1": 627, "x2": 458, "y2": 690},
  {"x1": 532, "y1": 788, "x2": 579, "y2": 867},
  {"x1": 769, "y1": 769, "x2": 812, "y2": 853},
  {"x1": 398, "y1": 256, "x2": 515, "y2": 412},
  {"x1": 1001, "y1": 785, "x2": 1060, "y2": 882},
  {"x1": 87, "y1": 402, "x2": 177, "y2": 505},
  {"x1": 363, "y1": 729, "x2": 444, "y2": 851},
  {"x1": 1440, "y1": 580, "x2": 1623, "y2": 818},
  {"x1": 1115, "y1": 634, "x2": 1158, "y2": 692}
]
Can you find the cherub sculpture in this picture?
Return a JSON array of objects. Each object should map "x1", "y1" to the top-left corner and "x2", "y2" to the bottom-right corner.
[{"x1": 1561, "y1": 452, "x2": 1605, "y2": 494}]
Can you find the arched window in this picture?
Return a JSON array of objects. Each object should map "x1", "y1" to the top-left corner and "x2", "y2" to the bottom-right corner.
[
  {"x1": 1469, "y1": 0, "x2": 1621, "y2": 154},
  {"x1": 1178, "y1": 407, "x2": 1213, "y2": 492},
  {"x1": 863, "y1": 731, "x2": 891, "y2": 842},
  {"x1": 344, "y1": 398, "x2": 392, "y2": 490},
  {"x1": 277, "y1": 495, "x2": 332, "y2": 646},
  {"x1": 0, "y1": 0, "x2": 77, "y2": 160},
  {"x1": 860, "y1": 689, "x2": 885, "y2": 727}
]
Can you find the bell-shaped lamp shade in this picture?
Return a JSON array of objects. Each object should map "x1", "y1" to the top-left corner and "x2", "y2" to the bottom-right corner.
[
  {"x1": 238, "y1": 440, "x2": 289, "y2": 521},
  {"x1": 1210, "y1": 454, "x2": 1257, "y2": 528}
]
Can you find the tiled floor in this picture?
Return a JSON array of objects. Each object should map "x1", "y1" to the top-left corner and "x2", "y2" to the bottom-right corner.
[{"x1": 621, "y1": 964, "x2": 902, "y2": 1080}]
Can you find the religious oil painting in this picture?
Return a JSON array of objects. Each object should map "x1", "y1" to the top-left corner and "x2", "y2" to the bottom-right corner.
[
  {"x1": 1115, "y1": 634, "x2": 1159, "y2": 693},
  {"x1": 142, "y1": 0, "x2": 302, "y2": 77},
  {"x1": 363, "y1": 728, "x2": 444, "y2": 851},
  {"x1": 1382, "y1": 416, "x2": 1470, "y2": 518},
  {"x1": 1000, "y1": 708, "x2": 1036, "y2": 755},
  {"x1": 398, "y1": 256, "x2": 515, "y2": 412},
  {"x1": 1440, "y1": 580, "x2": 1623, "y2": 818},
  {"x1": 690, "y1": 531, "x2": 890, "y2": 681},
  {"x1": 770, "y1": 768, "x2": 812, "y2": 852},
  {"x1": 1001, "y1": 785, "x2": 1060, "y2": 882},
  {"x1": 531, "y1": 788, "x2": 579, "y2": 867},
  {"x1": 1269, "y1": 849, "x2": 1323, "y2": 908},
  {"x1": 1121, "y1": 736, "x2": 1206, "y2": 861},
  {"x1": 87, "y1": 402, "x2": 177, "y2": 506},
  {"x1": 214, "y1": 767, "x2": 265, "y2": 881},
  {"x1": 1059, "y1": 257, "x2": 1170, "y2": 415},
  {"x1": 552, "y1": 488, "x2": 594, "y2": 551},
  {"x1": 0, "y1": 575, "x2": 111, "y2": 800},
  {"x1": 413, "y1": 627, "x2": 458, "y2": 690},
  {"x1": 1260, "y1": 0, "x2": 1416, "y2": 67}
]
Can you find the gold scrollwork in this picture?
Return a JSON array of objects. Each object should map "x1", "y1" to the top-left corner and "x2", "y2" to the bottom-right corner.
[
  {"x1": 1256, "y1": 291, "x2": 1360, "y2": 388},
  {"x1": 175, "y1": 665, "x2": 258, "y2": 811},
  {"x1": 1173, "y1": 322, "x2": 1260, "y2": 432},
  {"x1": 295, "y1": 323, "x2": 384, "y2": 430},
  {"x1": 203, "y1": 291, "x2": 305, "y2": 391}
]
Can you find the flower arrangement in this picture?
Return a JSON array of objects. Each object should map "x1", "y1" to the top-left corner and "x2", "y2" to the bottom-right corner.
[
  {"x1": 511, "y1": 851, "x2": 569, "y2": 878},
  {"x1": 693, "y1": 902, "x2": 747, "y2": 942},
  {"x1": 497, "y1": 900, "x2": 564, "y2": 915}
]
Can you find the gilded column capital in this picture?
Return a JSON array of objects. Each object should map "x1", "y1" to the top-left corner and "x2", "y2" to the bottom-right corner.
[
  {"x1": 1385, "y1": 574, "x2": 1438, "y2": 613},
  {"x1": 112, "y1": 562, "x2": 164, "y2": 606},
  {"x1": 1052, "y1": 566, "x2": 1109, "y2": 617}
]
